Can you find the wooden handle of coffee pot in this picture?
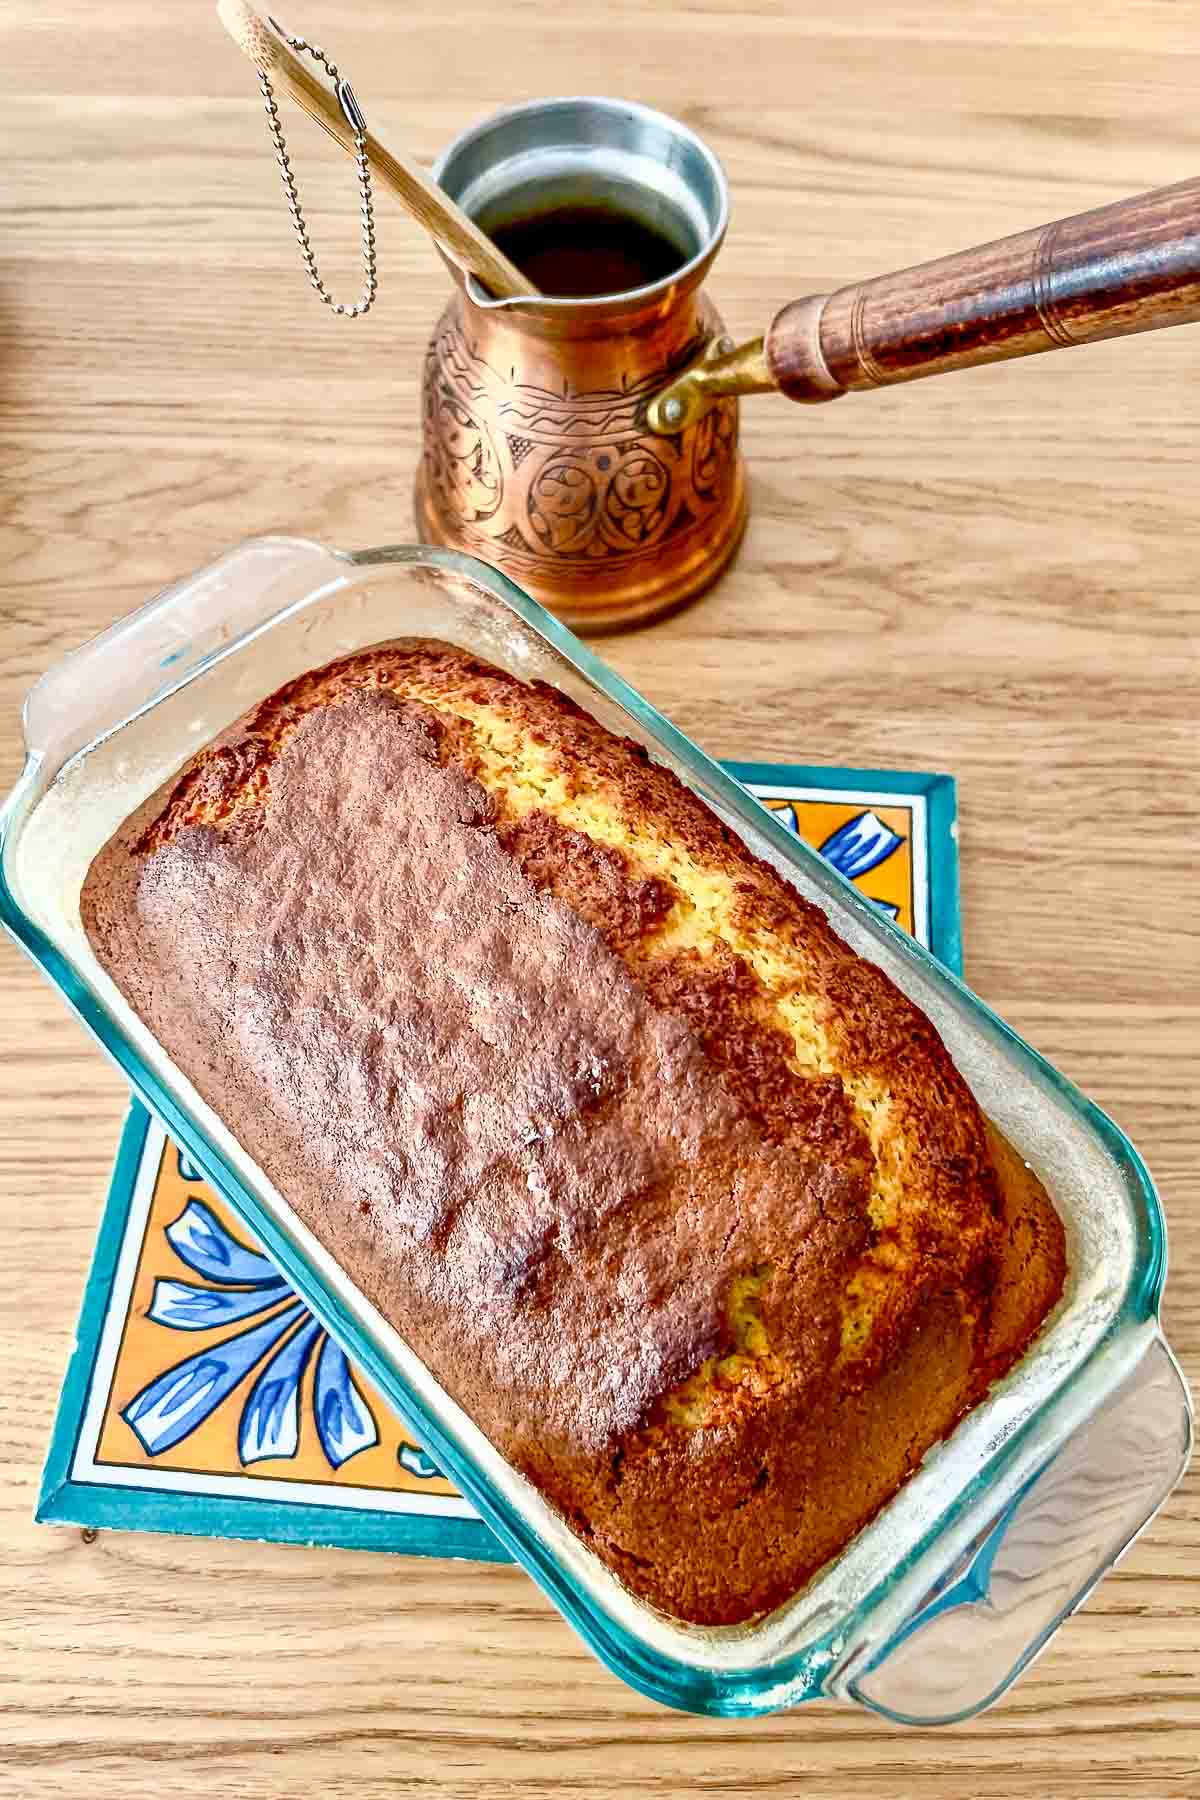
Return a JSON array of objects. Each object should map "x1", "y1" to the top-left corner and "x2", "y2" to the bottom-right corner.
[
  {"x1": 770, "y1": 175, "x2": 1200, "y2": 399},
  {"x1": 648, "y1": 177, "x2": 1200, "y2": 431}
]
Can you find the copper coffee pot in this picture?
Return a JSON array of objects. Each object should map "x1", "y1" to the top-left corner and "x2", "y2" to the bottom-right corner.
[
  {"x1": 217, "y1": 16, "x2": 1200, "y2": 633},
  {"x1": 218, "y1": 20, "x2": 746, "y2": 630},
  {"x1": 419, "y1": 97, "x2": 1200, "y2": 629},
  {"x1": 415, "y1": 100, "x2": 743, "y2": 632}
]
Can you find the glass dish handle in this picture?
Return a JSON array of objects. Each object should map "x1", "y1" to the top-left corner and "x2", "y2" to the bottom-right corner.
[
  {"x1": 841, "y1": 1333, "x2": 1192, "y2": 1726},
  {"x1": 21, "y1": 536, "x2": 343, "y2": 767}
]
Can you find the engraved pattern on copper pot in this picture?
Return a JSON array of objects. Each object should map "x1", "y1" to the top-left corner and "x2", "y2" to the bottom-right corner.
[
  {"x1": 414, "y1": 97, "x2": 747, "y2": 631},
  {"x1": 419, "y1": 301, "x2": 740, "y2": 586}
]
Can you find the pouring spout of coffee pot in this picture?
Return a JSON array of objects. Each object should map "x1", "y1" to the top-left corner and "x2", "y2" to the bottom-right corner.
[{"x1": 647, "y1": 175, "x2": 1200, "y2": 435}]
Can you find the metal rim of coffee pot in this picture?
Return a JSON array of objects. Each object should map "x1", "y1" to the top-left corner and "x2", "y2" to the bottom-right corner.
[{"x1": 430, "y1": 94, "x2": 730, "y2": 314}]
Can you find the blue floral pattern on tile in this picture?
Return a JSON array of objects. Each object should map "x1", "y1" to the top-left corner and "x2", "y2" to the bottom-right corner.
[
  {"x1": 773, "y1": 805, "x2": 904, "y2": 918},
  {"x1": 314, "y1": 1335, "x2": 380, "y2": 1467},
  {"x1": 817, "y1": 810, "x2": 904, "y2": 881},
  {"x1": 238, "y1": 1315, "x2": 324, "y2": 1464},
  {"x1": 398, "y1": 1443, "x2": 444, "y2": 1481},
  {"x1": 165, "y1": 1196, "x2": 281, "y2": 1286},
  {"x1": 123, "y1": 1175, "x2": 380, "y2": 1469}
]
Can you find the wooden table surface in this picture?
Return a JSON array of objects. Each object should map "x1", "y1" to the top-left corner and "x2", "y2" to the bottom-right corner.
[{"x1": 2, "y1": 3, "x2": 1198, "y2": 1795}]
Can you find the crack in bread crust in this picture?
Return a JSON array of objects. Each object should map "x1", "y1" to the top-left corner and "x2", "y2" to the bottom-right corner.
[{"x1": 83, "y1": 639, "x2": 1066, "y2": 1624}]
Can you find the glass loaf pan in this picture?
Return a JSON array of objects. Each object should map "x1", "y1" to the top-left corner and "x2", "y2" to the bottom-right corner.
[{"x1": 1, "y1": 537, "x2": 1190, "y2": 1724}]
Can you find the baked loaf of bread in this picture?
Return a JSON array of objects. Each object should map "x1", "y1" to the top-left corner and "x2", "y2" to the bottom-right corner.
[{"x1": 82, "y1": 641, "x2": 1066, "y2": 1624}]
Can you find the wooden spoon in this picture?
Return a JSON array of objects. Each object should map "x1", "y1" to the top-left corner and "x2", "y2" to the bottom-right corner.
[{"x1": 216, "y1": 0, "x2": 535, "y2": 300}]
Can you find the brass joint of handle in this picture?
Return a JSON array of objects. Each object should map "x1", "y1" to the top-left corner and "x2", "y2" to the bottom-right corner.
[
  {"x1": 648, "y1": 298, "x2": 854, "y2": 431},
  {"x1": 646, "y1": 334, "x2": 776, "y2": 435}
]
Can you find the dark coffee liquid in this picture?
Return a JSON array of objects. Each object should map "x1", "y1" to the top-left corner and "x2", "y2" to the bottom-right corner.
[{"x1": 489, "y1": 204, "x2": 687, "y2": 298}]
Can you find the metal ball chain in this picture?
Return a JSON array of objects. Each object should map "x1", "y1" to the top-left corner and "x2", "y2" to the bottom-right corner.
[{"x1": 259, "y1": 23, "x2": 377, "y2": 317}]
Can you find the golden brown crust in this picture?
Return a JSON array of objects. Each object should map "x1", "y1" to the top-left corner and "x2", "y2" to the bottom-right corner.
[{"x1": 81, "y1": 639, "x2": 1066, "y2": 1623}]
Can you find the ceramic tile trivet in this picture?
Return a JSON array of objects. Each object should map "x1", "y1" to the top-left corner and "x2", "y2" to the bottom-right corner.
[{"x1": 39, "y1": 763, "x2": 958, "y2": 1562}]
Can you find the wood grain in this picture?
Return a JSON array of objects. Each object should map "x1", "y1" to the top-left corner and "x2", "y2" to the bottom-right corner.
[{"x1": 0, "y1": 3, "x2": 1197, "y2": 1796}]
